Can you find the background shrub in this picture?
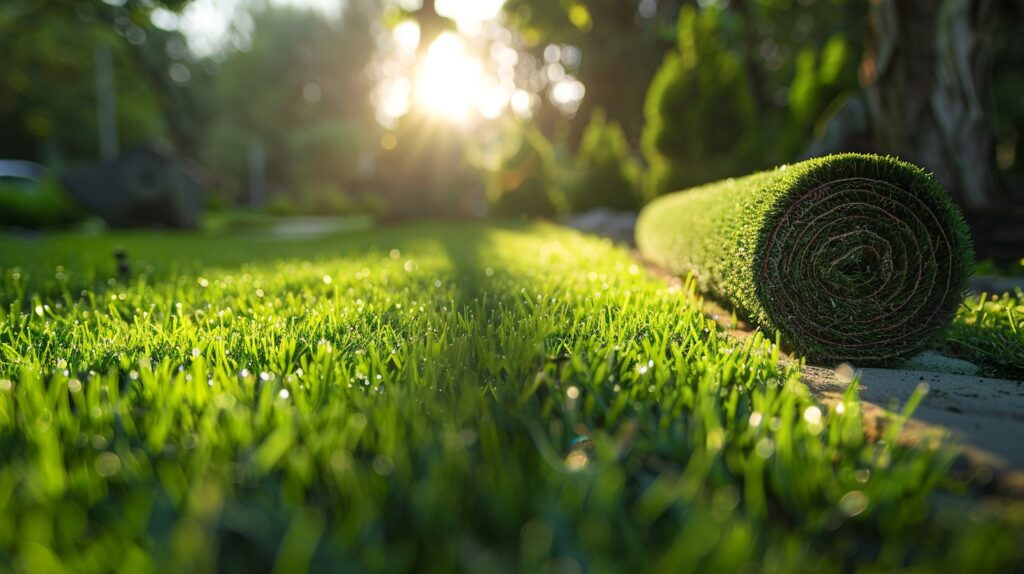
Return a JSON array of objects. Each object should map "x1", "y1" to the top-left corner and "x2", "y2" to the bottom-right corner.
[
  {"x1": 487, "y1": 125, "x2": 564, "y2": 218},
  {"x1": 641, "y1": 6, "x2": 759, "y2": 197},
  {"x1": 0, "y1": 177, "x2": 84, "y2": 229},
  {"x1": 567, "y1": 110, "x2": 642, "y2": 212}
]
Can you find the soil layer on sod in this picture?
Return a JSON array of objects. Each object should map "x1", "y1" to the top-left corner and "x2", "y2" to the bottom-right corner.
[{"x1": 637, "y1": 153, "x2": 973, "y2": 364}]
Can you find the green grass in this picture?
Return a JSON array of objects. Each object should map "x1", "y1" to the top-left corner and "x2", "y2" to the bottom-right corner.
[
  {"x1": 0, "y1": 223, "x2": 1021, "y2": 573},
  {"x1": 637, "y1": 154, "x2": 973, "y2": 365},
  {"x1": 943, "y1": 290, "x2": 1024, "y2": 379}
]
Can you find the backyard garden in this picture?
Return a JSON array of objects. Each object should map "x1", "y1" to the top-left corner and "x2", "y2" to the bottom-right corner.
[{"x1": 2, "y1": 0, "x2": 1024, "y2": 572}]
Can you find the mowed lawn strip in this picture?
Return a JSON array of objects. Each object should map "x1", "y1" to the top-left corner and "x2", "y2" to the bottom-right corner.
[{"x1": 0, "y1": 223, "x2": 1021, "y2": 572}]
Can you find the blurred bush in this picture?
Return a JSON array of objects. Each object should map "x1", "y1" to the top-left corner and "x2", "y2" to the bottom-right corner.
[
  {"x1": 0, "y1": 4, "x2": 176, "y2": 164},
  {"x1": 642, "y1": 3, "x2": 862, "y2": 197},
  {"x1": 487, "y1": 125, "x2": 565, "y2": 218},
  {"x1": 266, "y1": 184, "x2": 385, "y2": 218},
  {"x1": 642, "y1": 6, "x2": 759, "y2": 197},
  {"x1": 567, "y1": 110, "x2": 642, "y2": 212},
  {"x1": 0, "y1": 177, "x2": 84, "y2": 229},
  {"x1": 286, "y1": 121, "x2": 364, "y2": 191},
  {"x1": 201, "y1": 5, "x2": 375, "y2": 206},
  {"x1": 975, "y1": 258, "x2": 1024, "y2": 278}
]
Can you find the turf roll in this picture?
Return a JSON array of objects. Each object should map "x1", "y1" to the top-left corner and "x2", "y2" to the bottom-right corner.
[{"x1": 636, "y1": 153, "x2": 973, "y2": 363}]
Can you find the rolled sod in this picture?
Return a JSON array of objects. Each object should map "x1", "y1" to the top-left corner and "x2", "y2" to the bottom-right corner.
[{"x1": 636, "y1": 153, "x2": 973, "y2": 363}]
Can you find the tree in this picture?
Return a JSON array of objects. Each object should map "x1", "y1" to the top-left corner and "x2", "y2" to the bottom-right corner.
[
  {"x1": 369, "y1": 0, "x2": 490, "y2": 220},
  {"x1": 861, "y1": 0, "x2": 1002, "y2": 211},
  {"x1": 503, "y1": 0, "x2": 682, "y2": 144},
  {"x1": 203, "y1": 4, "x2": 376, "y2": 202},
  {"x1": 0, "y1": 3, "x2": 164, "y2": 163},
  {"x1": 641, "y1": 1, "x2": 866, "y2": 196}
]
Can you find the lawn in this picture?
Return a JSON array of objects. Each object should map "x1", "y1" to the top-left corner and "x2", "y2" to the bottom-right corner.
[{"x1": 0, "y1": 223, "x2": 1021, "y2": 572}]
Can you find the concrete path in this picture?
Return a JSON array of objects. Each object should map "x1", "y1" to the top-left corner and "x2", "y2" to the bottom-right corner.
[{"x1": 802, "y1": 366, "x2": 1024, "y2": 495}]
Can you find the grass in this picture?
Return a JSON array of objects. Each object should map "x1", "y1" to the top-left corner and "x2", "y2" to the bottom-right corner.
[
  {"x1": 943, "y1": 290, "x2": 1024, "y2": 379},
  {"x1": 637, "y1": 154, "x2": 973, "y2": 364},
  {"x1": 0, "y1": 223, "x2": 1021, "y2": 573}
]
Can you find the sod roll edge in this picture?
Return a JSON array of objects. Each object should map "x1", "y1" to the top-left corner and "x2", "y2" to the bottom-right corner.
[{"x1": 636, "y1": 153, "x2": 973, "y2": 363}]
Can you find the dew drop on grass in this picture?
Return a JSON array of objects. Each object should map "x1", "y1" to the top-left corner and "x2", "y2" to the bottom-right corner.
[
  {"x1": 839, "y1": 490, "x2": 869, "y2": 517},
  {"x1": 565, "y1": 449, "x2": 589, "y2": 471},
  {"x1": 803, "y1": 406, "x2": 823, "y2": 425},
  {"x1": 95, "y1": 452, "x2": 121, "y2": 477},
  {"x1": 214, "y1": 394, "x2": 236, "y2": 409},
  {"x1": 330, "y1": 450, "x2": 351, "y2": 471},
  {"x1": 707, "y1": 428, "x2": 725, "y2": 451},
  {"x1": 835, "y1": 363, "x2": 857, "y2": 384},
  {"x1": 755, "y1": 437, "x2": 775, "y2": 459}
]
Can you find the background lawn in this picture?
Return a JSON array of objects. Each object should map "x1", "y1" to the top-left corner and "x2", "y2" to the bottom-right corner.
[{"x1": 1, "y1": 223, "x2": 1022, "y2": 572}]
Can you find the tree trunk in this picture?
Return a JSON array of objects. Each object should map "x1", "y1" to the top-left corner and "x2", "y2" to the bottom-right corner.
[
  {"x1": 416, "y1": 0, "x2": 446, "y2": 56},
  {"x1": 862, "y1": 0, "x2": 1002, "y2": 211}
]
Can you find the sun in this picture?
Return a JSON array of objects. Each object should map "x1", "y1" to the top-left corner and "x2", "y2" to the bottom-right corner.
[
  {"x1": 373, "y1": 25, "x2": 519, "y2": 128},
  {"x1": 413, "y1": 32, "x2": 486, "y2": 123}
]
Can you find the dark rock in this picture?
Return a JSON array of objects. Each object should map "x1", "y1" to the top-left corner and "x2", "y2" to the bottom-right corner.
[{"x1": 61, "y1": 146, "x2": 205, "y2": 229}]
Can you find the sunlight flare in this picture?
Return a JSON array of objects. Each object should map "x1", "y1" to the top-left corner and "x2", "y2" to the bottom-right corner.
[{"x1": 413, "y1": 32, "x2": 506, "y2": 124}]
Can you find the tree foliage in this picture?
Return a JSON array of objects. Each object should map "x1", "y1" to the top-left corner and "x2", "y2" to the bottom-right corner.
[
  {"x1": 502, "y1": 0, "x2": 681, "y2": 142},
  {"x1": 642, "y1": 6, "x2": 759, "y2": 196},
  {"x1": 642, "y1": 1, "x2": 864, "y2": 196},
  {"x1": 202, "y1": 5, "x2": 375, "y2": 202},
  {"x1": 0, "y1": 3, "x2": 175, "y2": 163}
]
